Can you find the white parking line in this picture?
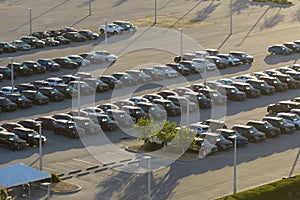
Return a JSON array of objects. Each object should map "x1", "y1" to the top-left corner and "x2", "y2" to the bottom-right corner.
[
  {"x1": 56, "y1": 162, "x2": 77, "y2": 169},
  {"x1": 43, "y1": 167, "x2": 60, "y2": 173},
  {"x1": 72, "y1": 158, "x2": 92, "y2": 164}
]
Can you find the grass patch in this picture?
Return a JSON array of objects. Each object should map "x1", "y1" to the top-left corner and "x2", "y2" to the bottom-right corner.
[
  {"x1": 252, "y1": 0, "x2": 293, "y2": 5},
  {"x1": 216, "y1": 175, "x2": 300, "y2": 200},
  {"x1": 50, "y1": 181, "x2": 80, "y2": 193}
]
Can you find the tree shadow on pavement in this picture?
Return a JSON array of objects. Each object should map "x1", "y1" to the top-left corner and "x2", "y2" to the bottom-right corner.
[
  {"x1": 190, "y1": 1, "x2": 220, "y2": 22},
  {"x1": 113, "y1": 0, "x2": 129, "y2": 7},
  {"x1": 260, "y1": 8, "x2": 284, "y2": 30},
  {"x1": 231, "y1": 0, "x2": 250, "y2": 14}
]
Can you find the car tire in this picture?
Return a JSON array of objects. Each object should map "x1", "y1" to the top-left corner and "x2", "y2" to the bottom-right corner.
[
  {"x1": 249, "y1": 137, "x2": 256, "y2": 143},
  {"x1": 113, "y1": 31, "x2": 118, "y2": 35},
  {"x1": 100, "y1": 29, "x2": 104, "y2": 34}
]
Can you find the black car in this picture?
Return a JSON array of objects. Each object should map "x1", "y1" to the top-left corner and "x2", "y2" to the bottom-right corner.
[
  {"x1": 268, "y1": 44, "x2": 292, "y2": 55},
  {"x1": 216, "y1": 129, "x2": 248, "y2": 146},
  {"x1": 53, "y1": 84, "x2": 77, "y2": 98},
  {"x1": 0, "y1": 42, "x2": 17, "y2": 53},
  {"x1": 198, "y1": 88, "x2": 227, "y2": 104},
  {"x1": 78, "y1": 30, "x2": 99, "y2": 40},
  {"x1": 271, "y1": 74, "x2": 300, "y2": 89},
  {"x1": 83, "y1": 78, "x2": 110, "y2": 92},
  {"x1": 263, "y1": 116, "x2": 295, "y2": 134},
  {"x1": 38, "y1": 87, "x2": 65, "y2": 102},
  {"x1": 111, "y1": 72, "x2": 138, "y2": 86},
  {"x1": 156, "y1": 90, "x2": 177, "y2": 99},
  {"x1": 31, "y1": 31, "x2": 50, "y2": 39},
  {"x1": 41, "y1": 37, "x2": 60, "y2": 46},
  {"x1": 46, "y1": 30, "x2": 61, "y2": 37},
  {"x1": 183, "y1": 91, "x2": 212, "y2": 108},
  {"x1": 246, "y1": 79, "x2": 275, "y2": 95},
  {"x1": 229, "y1": 51, "x2": 254, "y2": 64},
  {"x1": 113, "y1": 21, "x2": 137, "y2": 32},
  {"x1": 32, "y1": 80, "x2": 50, "y2": 89},
  {"x1": 53, "y1": 120, "x2": 81, "y2": 138},
  {"x1": 60, "y1": 27, "x2": 78, "y2": 33},
  {"x1": 20, "y1": 36, "x2": 45, "y2": 48},
  {"x1": 18, "y1": 119, "x2": 41, "y2": 131},
  {"x1": 21, "y1": 90, "x2": 49, "y2": 105},
  {"x1": 37, "y1": 59, "x2": 60, "y2": 71},
  {"x1": 63, "y1": 32, "x2": 87, "y2": 42},
  {"x1": 179, "y1": 61, "x2": 199, "y2": 73},
  {"x1": 67, "y1": 55, "x2": 90, "y2": 67},
  {"x1": 0, "y1": 66, "x2": 15, "y2": 79},
  {"x1": 267, "y1": 101, "x2": 300, "y2": 114},
  {"x1": 142, "y1": 93, "x2": 163, "y2": 103},
  {"x1": 95, "y1": 114, "x2": 118, "y2": 131},
  {"x1": 113, "y1": 100, "x2": 135, "y2": 108},
  {"x1": 7, "y1": 62, "x2": 33, "y2": 77},
  {"x1": 106, "y1": 109, "x2": 134, "y2": 127},
  {"x1": 35, "y1": 116, "x2": 56, "y2": 130},
  {"x1": 125, "y1": 70, "x2": 152, "y2": 83},
  {"x1": 232, "y1": 125, "x2": 266, "y2": 142},
  {"x1": 52, "y1": 57, "x2": 78, "y2": 69},
  {"x1": 0, "y1": 131, "x2": 26, "y2": 150},
  {"x1": 1, "y1": 122, "x2": 24, "y2": 132},
  {"x1": 139, "y1": 68, "x2": 164, "y2": 81},
  {"x1": 199, "y1": 132, "x2": 233, "y2": 151},
  {"x1": 53, "y1": 36, "x2": 71, "y2": 45},
  {"x1": 258, "y1": 76, "x2": 288, "y2": 92},
  {"x1": 231, "y1": 82, "x2": 260, "y2": 98},
  {"x1": 98, "y1": 75, "x2": 123, "y2": 89},
  {"x1": 51, "y1": 113, "x2": 74, "y2": 121},
  {"x1": 122, "y1": 105, "x2": 148, "y2": 121},
  {"x1": 60, "y1": 74, "x2": 79, "y2": 84},
  {"x1": 68, "y1": 81, "x2": 94, "y2": 95},
  {"x1": 246, "y1": 120, "x2": 280, "y2": 138},
  {"x1": 166, "y1": 63, "x2": 190, "y2": 76},
  {"x1": 282, "y1": 42, "x2": 300, "y2": 53},
  {"x1": 206, "y1": 56, "x2": 227, "y2": 69},
  {"x1": 7, "y1": 93, "x2": 32, "y2": 108},
  {"x1": 217, "y1": 85, "x2": 246, "y2": 101},
  {"x1": 14, "y1": 83, "x2": 35, "y2": 92},
  {"x1": 13, "y1": 128, "x2": 46, "y2": 146},
  {"x1": 136, "y1": 102, "x2": 167, "y2": 120},
  {"x1": 97, "y1": 103, "x2": 120, "y2": 112},
  {"x1": 152, "y1": 99, "x2": 181, "y2": 116},
  {"x1": 22, "y1": 61, "x2": 46, "y2": 74},
  {"x1": 0, "y1": 97, "x2": 17, "y2": 111}
]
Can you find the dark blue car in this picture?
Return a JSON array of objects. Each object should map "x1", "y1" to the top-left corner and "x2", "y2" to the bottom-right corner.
[
  {"x1": 268, "y1": 45, "x2": 292, "y2": 55},
  {"x1": 37, "y1": 58, "x2": 60, "y2": 71}
]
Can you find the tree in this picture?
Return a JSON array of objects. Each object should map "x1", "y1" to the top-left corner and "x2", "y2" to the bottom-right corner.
[
  {"x1": 0, "y1": 187, "x2": 8, "y2": 200},
  {"x1": 155, "y1": 120, "x2": 178, "y2": 150},
  {"x1": 133, "y1": 117, "x2": 162, "y2": 144},
  {"x1": 172, "y1": 126, "x2": 196, "y2": 154}
]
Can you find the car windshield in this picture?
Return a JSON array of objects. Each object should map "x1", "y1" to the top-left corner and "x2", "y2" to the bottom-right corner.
[
  {"x1": 219, "y1": 135, "x2": 226, "y2": 140},
  {"x1": 8, "y1": 135, "x2": 19, "y2": 141},
  {"x1": 260, "y1": 83, "x2": 265, "y2": 87},
  {"x1": 281, "y1": 119, "x2": 288, "y2": 124},
  {"x1": 27, "y1": 131, "x2": 38, "y2": 137},
  {"x1": 249, "y1": 127, "x2": 257, "y2": 133},
  {"x1": 265, "y1": 122, "x2": 273, "y2": 128},
  {"x1": 35, "y1": 92, "x2": 44, "y2": 97},
  {"x1": 18, "y1": 95, "x2": 27, "y2": 101},
  {"x1": 290, "y1": 115, "x2": 298, "y2": 121}
]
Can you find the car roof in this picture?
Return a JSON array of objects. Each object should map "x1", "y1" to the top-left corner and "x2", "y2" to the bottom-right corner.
[
  {"x1": 232, "y1": 124, "x2": 252, "y2": 128},
  {"x1": 263, "y1": 116, "x2": 282, "y2": 120},
  {"x1": 0, "y1": 131, "x2": 15, "y2": 136},
  {"x1": 277, "y1": 112, "x2": 297, "y2": 117}
]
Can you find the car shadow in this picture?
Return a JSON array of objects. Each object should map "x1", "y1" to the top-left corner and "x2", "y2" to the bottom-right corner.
[{"x1": 264, "y1": 53, "x2": 300, "y2": 65}]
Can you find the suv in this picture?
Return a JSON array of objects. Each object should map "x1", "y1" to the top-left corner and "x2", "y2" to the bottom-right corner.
[
  {"x1": 35, "y1": 116, "x2": 56, "y2": 130},
  {"x1": 16, "y1": 83, "x2": 36, "y2": 92},
  {"x1": 0, "y1": 131, "x2": 26, "y2": 150},
  {"x1": 246, "y1": 79, "x2": 275, "y2": 95},
  {"x1": 183, "y1": 91, "x2": 212, "y2": 109},
  {"x1": 53, "y1": 84, "x2": 77, "y2": 98},
  {"x1": 106, "y1": 109, "x2": 135, "y2": 127},
  {"x1": 18, "y1": 119, "x2": 40, "y2": 131},
  {"x1": 94, "y1": 114, "x2": 118, "y2": 131},
  {"x1": 267, "y1": 101, "x2": 300, "y2": 114},
  {"x1": 73, "y1": 116, "x2": 102, "y2": 134},
  {"x1": 125, "y1": 70, "x2": 152, "y2": 83},
  {"x1": 277, "y1": 113, "x2": 300, "y2": 129},
  {"x1": 52, "y1": 57, "x2": 78, "y2": 69},
  {"x1": 271, "y1": 74, "x2": 300, "y2": 89},
  {"x1": 201, "y1": 119, "x2": 227, "y2": 131},
  {"x1": 7, "y1": 62, "x2": 33, "y2": 77},
  {"x1": 111, "y1": 72, "x2": 138, "y2": 86},
  {"x1": 22, "y1": 61, "x2": 46, "y2": 74},
  {"x1": 263, "y1": 116, "x2": 295, "y2": 134},
  {"x1": 53, "y1": 120, "x2": 84, "y2": 138},
  {"x1": 22, "y1": 90, "x2": 49, "y2": 105},
  {"x1": 231, "y1": 82, "x2": 260, "y2": 98},
  {"x1": 122, "y1": 105, "x2": 148, "y2": 121},
  {"x1": 199, "y1": 132, "x2": 233, "y2": 151},
  {"x1": 38, "y1": 87, "x2": 65, "y2": 102},
  {"x1": 63, "y1": 32, "x2": 87, "y2": 42},
  {"x1": 139, "y1": 68, "x2": 165, "y2": 81},
  {"x1": 165, "y1": 63, "x2": 191, "y2": 76},
  {"x1": 229, "y1": 51, "x2": 254, "y2": 64},
  {"x1": 167, "y1": 96, "x2": 198, "y2": 112},
  {"x1": 0, "y1": 67, "x2": 14, "y2": 79},
  {"x1": 0, "y1": 42, "x2": 17, "y2": 53},
  {"x1": 142, "y1": 93, "x2": 163, "y2": 103},
  {"x1": 78, "y1": 30, "x2": 99, "y2": 40},
  {"x1": 37, "y1": 59, "x2": 60, "y2": 71},
  {"x1": 246, "y1": 120, "x2": 280, "y2": 138},
  {"x1": 98, "y1": 75, "x2": 123, "y2": 89},
  {"x1": 258, "y1": 76, "x2": 288, "y2": 92},
  {"x1": 68, "y1": 81, "x2": 94, "y2": 95},
  {"x1": 7, "y1": 93, "x2": 32, "y2": 108},
  {"x1": 216, "y1": 129, "x2": 248, "y2": 146},
  {"x1": 268, "y1": 44, "x2": 292, "y2": 55},
  {"x1": 20, "y1": 36, "x2": 45, "y2": 48},
  {"x1": 13, "y1": 128, "x2": 46, "y2": 146},
  {"x1": 217, "y1": 85, "x2": 246, "y2": 101},
  {"x1": 83, "y1": 78, "x2": 110, "y2": 92},
  {"x1": 198, "y1": 88, "x2": 227, "y2": 104},
  {"x1": 0, "y1": 97, "x2": 17, "y2": 111},
  {"x1": 152, "y1": 99, "x2": 181, "y2": 116},
  {"x1": 232, "y1": 125, "x2": 266, "y2": 142},
  {"x1": 136, "y1": 102, "x2": 167, "y2": 120}
]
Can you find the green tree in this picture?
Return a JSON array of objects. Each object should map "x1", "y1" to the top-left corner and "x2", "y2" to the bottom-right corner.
[
  {"x1": 155, "y1": 120, "x2": 178, "y2": 150},
  {"x1": 0, "y1": 187, "x2": 8, "y2": 200},
  {"x1": 133, "y1": 117, "x2": 162, "y2": 144},
  {"x1": 172, "y1": 126, "x2": 196, "y2": 154}
]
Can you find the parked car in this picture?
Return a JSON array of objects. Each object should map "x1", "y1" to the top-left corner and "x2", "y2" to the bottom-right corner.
[
  {"x1": 192, "y1": 58, "x2": 217, "y2": 71},
  {"x1": 217, "y1": 54, "x2": 241, "y2": 66},
  {"x1": 113, "y1": 21, "x2": 137, "y2": 32},
  {"x1": 46, "y1": 30, "x2": 61, "y2": 37},
  {"x1": 139, "y1": 68, "x2": 164, "y2": 81},
  {"x1": 81, "y1": 107, "x2": 105, "y2": 116},
  {"x1": 7, "y1": 93, "x2": 32, "y2": 108},
  {"x1": 10, "y1": 40, "x2": 31, "y2": 51},
  {"x1": 98, "y1": 103, "x2": 120, "y2": 112},
  {"x1": 201, "y1": 119, "x2": 227, "y2": 131},
  {"x1": 165, "y1": 63, "x2": 191, "y2": 76},
  {"x1": 0, "y1": 97, "x2": 17, "y2": 111},
  {"x1": 206, "y1": 56, "x2": 227, "y2": 69},
  {"x1": 7, "y1": 62, "x2": 33, "y2": 76},
  {"x1": 152, "y1": 99, "x2": 181, "y2": 116},
  {"x1": 16, "y1": 83, "x2": 35, "y2": 92},
  {"x1": 277, "y1": 113, "x2": 300, "y2": 130},
  {"x1": 268, "y1": 44, "x2": 292, "y2": 55},
  {"x1": 271, "y1": 73, "x2": 300, "y2": 89},
  {"x1": 113, "y1": 100, "x2": 135, "y2": 108},
  {"x1": 37, "y1": 58, "x2": 60, "y2": 71},
  {"x1": 229, "y1": 51, "x2": 254, "y2": 64},
  {"x1": 18, "y1": 119, "x2": 41, "y2": 131},
  {"x1": 246, "y1": 79, "x2": 275, "y2": 95},
  {"x1": 20, "y1": 36, "x2": 45, "y2": 48},
  {"x1": 122, "y1": 106, "x2": 148, "y2": 121},
  {"x1": 106, "y1": 109, "x2": 134, "y2": 127},
  {"x1": 231, "y1": 82, "x2": 260, "y2": 98},
  {"x1": 258, "y1": 76, "x2": 288, "y2": 92},
  {"x1": 129, "y1": 97, "x2": 150, "y2": 105},
  {"x1": 52, "y1": 57, "x2": 78, "y2": 69},
  {"x1": 190, "y1": 122, "x2": 211, "y2": 136},
  {"x1": 142, "y1": 93, "x2": 163, "y2": 103},
  {"x1": 183, "y1": 91, "x2": 212, "y2": 108},
  {"x1": 198, "y1": 88, "x2": 227, "y2": 104},
  {"x1": 125, "y1": 70, "x2": 152, "y2": 83},
  {"x1": 171, "y1": 87, "x2": 194, "y2": 96},
  {"x1": 31, "y1": 31, "x2": 49, "y2": 39},
  {"x1": 1, "y1": 86, "x2": 19, "y2": 95},
  {"x1": 246, "y1": 120, "x2": 280, "y2": 138},
  {"x1": 13, "y1": 128, "x2": 46, "y2": 146},
  {"x1": 136, "y1": 102, "x2": 167, "y2": 120},
  {"x1": 83, "y1": 78, "x2": 110, "y2": 92},
  {"x1": 38, "y1": 87, "x2": 65, "y2": 102},
  {"x1": 179, "y1": 61, "x2": 201, "y2": 73},
  {"x1": 22, "y1": 90, "x2": 49, "y2": 105},
  {"x1": 74, "y1": 72, "x2": 92, "y2": 79},
  {"x1": 0, "y1": 67, "x2": 14, "y2": 79},
  {"x1": 73, "y1": 116, "x2": 102, "y2": 134},
  {"x1": 111, "y1": 72, "x2": 137, "y2": 86},
  {"x1": 46, "y1": 77, "x2": 64, "y2": 86},
  {"x1": 60, "y1": 27, "x2": 78, "y2": 33},
  {"x1": 68, "y1": 81, "x2": 94, "y2": 95},
  {"x1": 63, "y1": 32, "x2": 86, "y2": 42},
  {"x1": 78, "y1": 30, "x2": 99, "y2": 40},
  {"x1": 263, "y1": 116, "x2": 295, "y2": 134},
  {"x1": 282, "y1": 42, "x2": 300, "y2": 53},
  {"x1": 32, "y1": 80, "x2": 50, "y2": 89},
  {"x1": 216, "y1": 85, "x2": 246, "y2": 101},
  {"x1": 41, "y1": 37, "x2": 60, "y2": 46},
  {"x1": 167, "y1": 96, "x2": 198, "y2": 112},
  {"x1": 267, "y1": 101, "x2": 300, "y2": 114},
  {"x1": 53, "y1": 36, "x2": 71, "y2": 44},
  {"x1": 95, "y1": 114, "x2": 118, "y2": 131},
  {"x1": 153, "y1": 65, "x2": 178, "y2": 78},
  {"x1": 199, "y1": 132, "x2": 233, "y2": 151},
  {"x1": 156, "y1": 90, "x2": 177, "y2": 99},
  {"x1": 0, "y1": 42, "x2": 17, "y2": 53},
  {"x1": 51, "y1": 113, "x2": 74, "y2": 121},
  {"x1": 216, "y1": 129, "x2": 248, "y2": 146},
  {"x1": 53, "y1": 84, "x2": 77, "y2": 98},
  {"x1": 1, "y1": 122, "x2": 24, "y2": 132},
  {"x1": 35, "y1": 116, "x2": 56, "y2": 130},
  {"x1": 90, "y1": 51, "x2": 118, "y2": 63},
  {"x1": 67, "y1": 55, "x2": 90, "y2": 67},
  {"x1": 98, "y1": 75, "x2": 123, "y2": 89},
  {"x1": 60, "y1": 74, "x2": 79, "y2": 84},
  {"x1": 22, "y1": 61, "x2": 46, "y2": 74},
  {"x1": 0, "y1": 131, "x2": 26, "y2": 150},
  {"x1": 232, "y1": 125, "x2": 266, "y2": 142},
  {"x1": 98, "y1": 23, "x2": 124, "y2": 34},
  {"x1": 53, "y1": 120, "x2": 84, "y2": 138}
]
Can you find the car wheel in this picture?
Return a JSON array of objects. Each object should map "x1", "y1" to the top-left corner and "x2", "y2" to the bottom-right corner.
[
  {"x1": 250, "y1": 137, "x2": 256, "y2": 143},
  {"x1": 296, "y1": 125, "x2": 300, "y2": 130},
  {"x1": 113, "y1": 31, "x2": 118, "y2": 35},
  {"x1": 100, "y1": 29, "x2": 104, "y2": 34}
]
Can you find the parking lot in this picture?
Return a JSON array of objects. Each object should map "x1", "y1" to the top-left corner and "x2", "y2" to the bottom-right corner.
[{"x1": 1, "y1": 0, "x2": 300, "y2": 200}]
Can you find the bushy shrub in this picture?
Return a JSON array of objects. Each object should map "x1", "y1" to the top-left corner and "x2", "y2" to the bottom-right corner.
[{"x1": 0, "y1": 187, "x2": 8, "y2": 200}]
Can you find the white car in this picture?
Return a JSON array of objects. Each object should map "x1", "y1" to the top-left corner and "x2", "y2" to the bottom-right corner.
[
  {"x1": 47, "y1": 77, "x2": 64, "y2": 86},
  {"x1": 90, "y1": 51, "x2": 117, "y2": 63},
  {"x1": 67, "y1": 55, "x2": 91, "y2": 67},
  {"x1": 1, "y1": 86, "x2": 19, "y2": 95},
  {"x1": 231, "y1": 74, "x2": 256, "y2": 83},
  {"x1": 113, "y1": 21, "x2": 137, "y2": 32},
  {"x1": 98, "y1": 23, "x2": 124, "y2": 34},
  {"x1": 190, "y1": 122, "x2": 211, "y2": 136},
  {"x1": 192, "y1": 58, "x2": 216, "y2": 71},
  {"x1": 251, "y1": 71, "x2": 269, "y2": 79},
  {"x1": 153, "y1": 65, "x2": 178, "y2": 78},
  {"x1": 194, "y1": 50, "x2": 209, "y2": 58},
  {"x1": 277, "y1": 113, "x2": 300, "y2": 129}
]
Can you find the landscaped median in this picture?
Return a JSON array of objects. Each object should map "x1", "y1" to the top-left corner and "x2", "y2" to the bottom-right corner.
[{"x1": 216, "y1": 175, "x2": 300, "y2": 200}]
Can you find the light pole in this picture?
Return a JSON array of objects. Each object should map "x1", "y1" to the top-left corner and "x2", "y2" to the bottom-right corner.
[
  {"x1": 144, "y1": 156, "x2": 151, "y2": 200},
  {"x1": 28, "y1": 8, "x2": 32, "y2": 35},
  {"x1": 179, "y1": 28, "x2": 183, "y2": 62},
  {"x1": 154, "y1": 0, "x2": 157, "y2": 24},
  {"x1": 37, "y1": 121, "x2": 43, "y2": 171},
  {"x1": 88, "y1": 0, "x2": 92, "y2": 16},
  {"x1": 8, "y1": 57, "x2": 14, "y2": 90},
  {"x1": 77, "y1": 79, "x2": 81, "y2": 116},
  {"x1": 203, "y1": 55, "x2": 207, "y2": 88},
  {"x1": 186, "y1": 99, "x2": 189, "y2": 125},
  {"x1": 104, "y1": 19, "x2": 108, "y2": 49},
  {"x1": 230, "y1": 0, "x2": 232, "y2": 34},
  {"x1": 229, "y1": 135, "x2": 237, "y2": 194}
]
